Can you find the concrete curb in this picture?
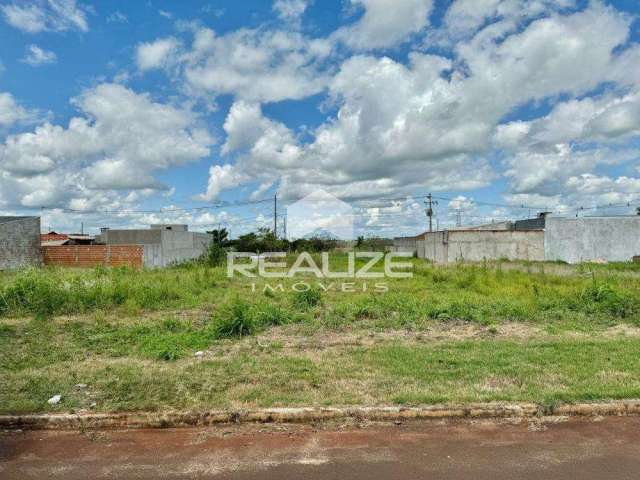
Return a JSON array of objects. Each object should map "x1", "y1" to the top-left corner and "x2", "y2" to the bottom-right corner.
[{"x1": 2, "y1": 401, "x2": 640, "y2": 430}]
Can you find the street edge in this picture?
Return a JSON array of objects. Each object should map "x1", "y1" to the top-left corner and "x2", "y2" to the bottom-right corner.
[{"x1": 2, "y1": 401, "x2": 640, "y2": 430}]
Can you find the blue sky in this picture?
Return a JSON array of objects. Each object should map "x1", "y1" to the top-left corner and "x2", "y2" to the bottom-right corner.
[{"x1": 1, "y1": 0, "x2": 640, "y2": 237}]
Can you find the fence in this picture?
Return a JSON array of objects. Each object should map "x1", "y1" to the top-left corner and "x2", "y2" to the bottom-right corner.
[{"x1": 42, "y1": 245, "x2": 143, "y2": 268}]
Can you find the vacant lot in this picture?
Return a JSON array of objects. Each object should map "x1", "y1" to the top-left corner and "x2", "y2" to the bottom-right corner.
[{"x1": 1, "y1": 256, "x2": 640, "y2": 413}]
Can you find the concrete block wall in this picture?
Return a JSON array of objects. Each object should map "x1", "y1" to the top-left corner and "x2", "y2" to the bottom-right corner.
[
  {"x1": 446, "y1": 230, "x2": 544, "y2": 263},
  {"x1": 397, "y1": 230, "x2": 544, "y2": 263},
  {"x1": 43, "y1": 245, "x2": 143, "y2": 268},
  {"x1": 0, "y1": 217, "x2": 42, "y2": 270},
  {"x1": 159, "y1": 230, "x2": 211, "y2": 267},
  {"x1": 390, "y1": 237, "x2": 420, "y2": 256},
  {"x1": 97, "y1": 229, "x2": 162, "y2": 245},
  {"x1": 545, "y1": 216, "x2": 640, "y2": 263}
]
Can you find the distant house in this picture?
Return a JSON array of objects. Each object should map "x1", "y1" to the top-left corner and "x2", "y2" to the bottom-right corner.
[
  {"x1": 96, "y1": 224, "x2": 212, "y2": 267},
  {"x1": 0, "y1": 216, "x2": 42, "y2": 270},
  {"x1": 41, "y1": 232, "x2": 95, "y2": 246}
]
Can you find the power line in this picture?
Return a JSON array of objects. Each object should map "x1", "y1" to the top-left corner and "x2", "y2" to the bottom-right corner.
[{"x1": 8, "y1": 189, "x2": 640, "y2": 223}]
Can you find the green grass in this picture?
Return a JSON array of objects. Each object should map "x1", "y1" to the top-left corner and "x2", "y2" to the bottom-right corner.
[
  {"x1": 2, "y1": 337, "x2": 640, "y2": 413},
  {"x1": 1, "y1": 257, "x2": 640, "y2": 413},
  {"x1": 2, "y1": 258, "x2": 639, "y2": 328}
]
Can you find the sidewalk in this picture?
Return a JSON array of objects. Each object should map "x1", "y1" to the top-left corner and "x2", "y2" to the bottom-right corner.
[{"x1": 2, "y1": 416, "x2": 640, "y2": 479}]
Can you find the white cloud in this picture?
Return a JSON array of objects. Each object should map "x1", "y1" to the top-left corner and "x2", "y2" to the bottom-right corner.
[
  {"x1": 159, "y1": 10, "x2": 172, "y2": 19},
  {"x1": 22, "y1": 45, "x2": 57, "y2": 66},
  {"x1": 197, "y1": 164, "x2": 249, "y2": 201},
  {"x1": 1, "y1": 0, "x2": 89, "y2": 34},
  {"x1": 136, "y1": 37, "x2": 180, "y2": 71},
  {"x1": 457, "y1": 2, "x2": 629, "y2": 106},
  {"x1": 199, "y1": 3, "x2": 637, "y2": 207},
  {"x1": 273, "y1": 0, "x2": 310, "y2": 22},
  {"x1": 442, "y1": 0, "x2": 576, "y2": 41},
  {"x1": 503, "y1": 168, "x2": 640, "y2": 215},
  {"x1": 0, "y1": 93, "x2": 31, "y2": 127},
  {"x1": 333, "y1": 0, "x2": 433, "y2": 49},
  {"x1": 182, "y1": 27, "x2": 331, "y2": 102},
  {"x1": 495, "y1": 89, "x2": 640, "y2": 152},
  {"x1": 221, "y1": 101, "x2": 271, "y2": 154},
  {"x1": 107, "y1": 11, "x2": 127, "y2": 23},
  {"x1": 0, "y1": 84, "x2": 213, "y2": 208}
]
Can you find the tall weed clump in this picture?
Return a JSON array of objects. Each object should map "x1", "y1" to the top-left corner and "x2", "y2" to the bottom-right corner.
[
  {"x1": 0, "y1": 267, "x2": 191, "y2": 318},
  {"x1": 211, "y1": 298, "x2": 297, "y2": 339},
  {"x1": 292, "y1": 287, "x2": 322, "y2": 310},
  {"x1": 577, "y1": 277, "x2": 637, "y2": 318},
  {"x1": 0, "y1": 268, "x2": 65, "y2": 318},
  {"x1": 212, "y1": 299, "x2": 256, "y2": 338}
]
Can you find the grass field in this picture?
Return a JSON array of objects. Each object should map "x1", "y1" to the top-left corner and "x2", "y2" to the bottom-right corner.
[{"x1": 2, "y1": 255, "x2": 640, "y2": 414}]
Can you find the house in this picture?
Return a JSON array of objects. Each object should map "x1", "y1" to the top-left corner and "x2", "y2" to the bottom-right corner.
[
  {"x1": 96, "y1": 224, "x2": 212, "y2": 267},
  {"x1": 0, "y1": 216, "x2": 42, "y2": 270},
  {"x1": 41, "y1": 232, "x2": 95, "y2": 247}
]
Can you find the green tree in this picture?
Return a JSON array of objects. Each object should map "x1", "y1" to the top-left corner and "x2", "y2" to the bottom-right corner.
[
  {"x1": 205, "y1": 241, "x2": 226, "y2": 267},
  {"x1": 207, "y1": 228, "x2": 229, "y2": 246}
]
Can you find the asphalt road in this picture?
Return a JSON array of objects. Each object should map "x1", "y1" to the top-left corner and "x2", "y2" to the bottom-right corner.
[{"x1": 2, "y1": 416, "x2": 640, "y2": 479}]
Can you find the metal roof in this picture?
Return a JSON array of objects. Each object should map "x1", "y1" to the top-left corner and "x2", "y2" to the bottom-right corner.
[{"x1": 41, "y1": 239, "x2": 70, "y2": 246}]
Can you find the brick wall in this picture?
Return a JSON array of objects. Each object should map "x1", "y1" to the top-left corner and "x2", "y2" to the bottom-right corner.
[
  {"x1": 0, "y1": 217, "x2": 42, "y2": 270},
  {"x1": 42, "y1": 245, "x2": 143, "y2": 268}
]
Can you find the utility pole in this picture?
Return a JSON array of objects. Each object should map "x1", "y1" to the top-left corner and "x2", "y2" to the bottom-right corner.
[
  {"x1": 273, "y1": 193, "x2": 277, "y2": 237},
  {"x1": 283, "y1": 214, "x2": 287, "y2": 239},
  {"x1": 425, "y1": 193, "x2": 438, "y2": 232},
  {"x1": 455, "y1": 209, "x2": 462, "y2": 227}
]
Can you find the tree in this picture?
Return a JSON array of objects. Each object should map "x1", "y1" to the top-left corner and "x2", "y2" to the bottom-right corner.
[
  {"x1": 235, "y1": 232, "x2": 259, "y2": 252},
  {"x1": 205, "y1": 241, "x2": 226, "y2": 267},
  {"x1": 207, "y1": 228, "x2": 229, "y2": 246},
  {"x1": 232, "y1": 228, "x2": 289, "y2": 252},
  {"x1": 636, "y1": 206, "x2": 640, "y2": 216},
  {"x1": 356, "y1": 236, "x2": 364, "y2": 248}
]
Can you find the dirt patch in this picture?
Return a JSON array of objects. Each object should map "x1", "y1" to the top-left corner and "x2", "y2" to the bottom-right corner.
[
  {"x1": 204, "y1": 322, "x2": 546, "y2": 358},
  {"x1": 194, "y1": 321, "x2": 640, "y2": 360}
]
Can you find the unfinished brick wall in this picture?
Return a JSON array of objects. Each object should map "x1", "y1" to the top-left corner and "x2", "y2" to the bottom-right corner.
[{"x1": 42, "y1": 245, "x2": 143, "y2": 268}]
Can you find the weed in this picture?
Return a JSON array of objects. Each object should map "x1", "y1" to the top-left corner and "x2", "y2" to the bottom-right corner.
[
  {"x1": 213, "y1": 299, "x2": 256, "y2": 338},
  {"x1": 254, "y1": 303, "x2": 293, "y2": 327},
  {"x1": 292, "y1": 287, "x2": 322, "y2": 310}
]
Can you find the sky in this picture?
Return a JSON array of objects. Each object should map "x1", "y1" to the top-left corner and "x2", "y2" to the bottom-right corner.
[{"x1": 1, "y1": 0, "x2": 640, "y2": 237}]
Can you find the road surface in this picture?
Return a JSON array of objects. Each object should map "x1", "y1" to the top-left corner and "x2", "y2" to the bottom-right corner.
[{"x1": 2, "y1": 416, "x2": 640, "y2": 479}]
